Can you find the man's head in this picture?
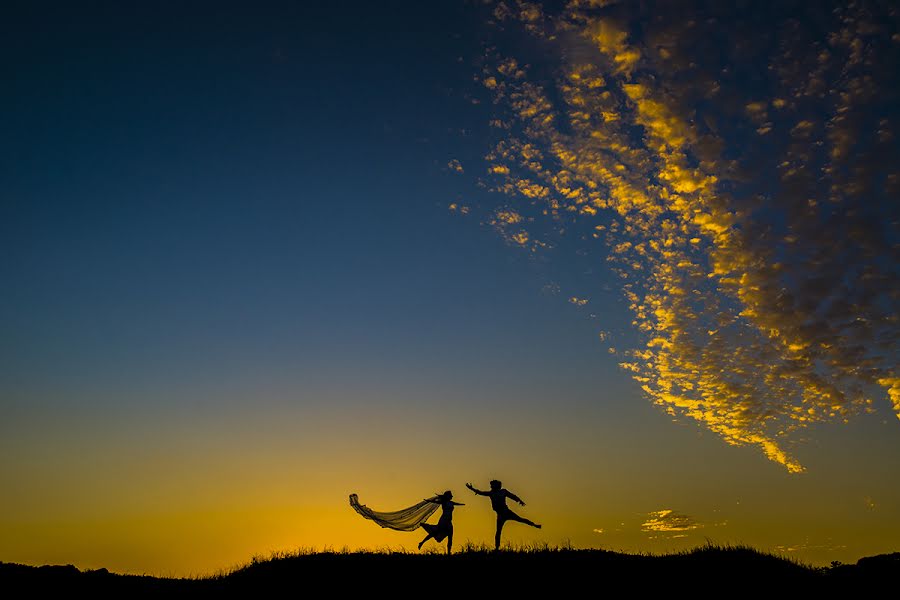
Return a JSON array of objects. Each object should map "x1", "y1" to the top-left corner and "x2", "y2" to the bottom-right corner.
[{"x1": 489, "y1": 479, "x2": 501, "y2": 490}]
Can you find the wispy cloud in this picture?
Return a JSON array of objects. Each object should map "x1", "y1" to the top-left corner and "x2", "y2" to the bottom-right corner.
[
  {"x1": 474, "y1": 1, "x2": 900, "y2": 471},
  {"x1": 641, "y1": 509, "x2": 702, "y2": 534},
  {"x1": 773, "y1": 540, "x2": 847, "y2": 554}
]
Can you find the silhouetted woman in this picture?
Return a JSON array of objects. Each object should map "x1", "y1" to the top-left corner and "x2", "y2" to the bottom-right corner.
[{"x1": 418, "y1": 491, "x2": 464, "y2": 554}]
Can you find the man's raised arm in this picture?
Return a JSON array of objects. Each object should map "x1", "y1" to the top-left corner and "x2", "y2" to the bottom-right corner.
[{"x1": 466, "y1": 482, "x2": 488, "y2": 496}]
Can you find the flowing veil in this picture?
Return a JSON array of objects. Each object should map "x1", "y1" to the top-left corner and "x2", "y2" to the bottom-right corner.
[{"x1": 349, "y1": 493, "x2": 440, "y2": 532}]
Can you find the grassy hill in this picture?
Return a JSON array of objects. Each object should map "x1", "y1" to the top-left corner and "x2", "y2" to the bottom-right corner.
[{"x1": 2, "y1": 544, "x2": 897, "y2": 594}]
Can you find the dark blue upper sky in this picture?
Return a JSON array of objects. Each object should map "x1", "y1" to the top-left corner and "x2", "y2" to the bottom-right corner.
[{"x1": 1, "y1": 1, "x2": 628, "y2": 411}]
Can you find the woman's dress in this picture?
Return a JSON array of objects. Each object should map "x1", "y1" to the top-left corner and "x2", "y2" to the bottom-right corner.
[{"x1": 420, "y1": 502, "x2": 454, "y2": 541}]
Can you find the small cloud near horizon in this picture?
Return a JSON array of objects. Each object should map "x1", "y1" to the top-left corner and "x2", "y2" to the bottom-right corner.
[{"x1": 641, "y1": 509, "x2": 703, "y2": 534}]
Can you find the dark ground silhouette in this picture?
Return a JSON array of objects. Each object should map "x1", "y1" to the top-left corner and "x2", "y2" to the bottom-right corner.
[{"x1": 2, "y1": 546, "x2": 897, "y2": 595}]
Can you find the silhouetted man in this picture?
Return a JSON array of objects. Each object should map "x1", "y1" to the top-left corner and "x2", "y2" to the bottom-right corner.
[{"x1": 466, "y1": 479, "x2": 541, "y2": 550}]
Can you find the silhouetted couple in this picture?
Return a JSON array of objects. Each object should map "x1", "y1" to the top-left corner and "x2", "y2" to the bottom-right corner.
[
  {"x1": 467, "y1": 480, "x2": 541, "y2": 550},
  {"x1": 350, "y1": 478, "x2": 540, "y2": 554},
  {"x1": 418, "y1": 481, "x2": 541, "y2": 552}
]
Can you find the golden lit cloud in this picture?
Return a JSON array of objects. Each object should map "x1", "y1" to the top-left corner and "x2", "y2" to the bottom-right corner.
[
  {"x1": 474, "y1": 1, "x2": 899, "y2": 471},
  {"x1": 641, "y1": 509, "x2": 702, "y2": 533},
  {"x1": 448, "y1": 203, "x2": 470, "y2": 215}
]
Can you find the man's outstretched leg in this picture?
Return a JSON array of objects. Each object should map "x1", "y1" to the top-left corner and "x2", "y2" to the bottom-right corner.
[{"x1": 507, "y1": 511, "x2": 541, "y2": 529}]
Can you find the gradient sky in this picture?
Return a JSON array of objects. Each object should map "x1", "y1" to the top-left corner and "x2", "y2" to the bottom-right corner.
[{"x1": 2, "y1": 1, "x2": 898, "y2": 575}]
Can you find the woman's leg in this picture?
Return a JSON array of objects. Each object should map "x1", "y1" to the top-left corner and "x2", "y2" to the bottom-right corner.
[{"x1": 418, "y1": 533, "x2": 433, "y2": 550}]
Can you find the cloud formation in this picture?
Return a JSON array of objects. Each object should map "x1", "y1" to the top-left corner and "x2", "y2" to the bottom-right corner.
[
  {"x1": 641, "y1": 509, "x2": 702, "y2": 535},
  {"x1": 475, "y1": 1, "x2": 899, "y2": 471}
]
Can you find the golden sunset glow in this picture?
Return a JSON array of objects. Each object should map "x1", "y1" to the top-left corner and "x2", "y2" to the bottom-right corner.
[{"x1": 2, "y1": 0, "x2": 898, "y2": 579}]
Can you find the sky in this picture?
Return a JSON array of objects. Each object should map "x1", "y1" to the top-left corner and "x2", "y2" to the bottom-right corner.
[{"x1": 2, "y1": 0, "x2": 898, "y2": 575}]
